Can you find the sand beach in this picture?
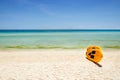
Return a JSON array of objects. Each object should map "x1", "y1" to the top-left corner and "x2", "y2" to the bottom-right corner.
[
  {"x1": 0, "y1": 0, "x2": 120, "y2": 79},
  {"x1": 0, "y1": 49, "x2": 120, "y2": 80}
]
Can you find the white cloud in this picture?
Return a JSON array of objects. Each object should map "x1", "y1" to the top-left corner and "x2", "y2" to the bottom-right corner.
[
  {"x1": 14, "y1": 0, "x2": 32, "y2": 5},
  {"x1": 36, "y1": 4, "x2": 56, "y2": 16},
  {"x1": 14, "y1": 0, "x2": 56, "y2": 16}
]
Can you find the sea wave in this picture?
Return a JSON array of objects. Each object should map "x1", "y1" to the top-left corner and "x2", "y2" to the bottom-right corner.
[{"x1": 0, "y1": 45, "x2": 120, "y2": 49}]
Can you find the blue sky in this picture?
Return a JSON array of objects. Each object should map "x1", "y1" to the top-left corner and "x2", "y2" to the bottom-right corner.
[{"x1": 0, "y1": 0, "x2": 120, "y2": 29}]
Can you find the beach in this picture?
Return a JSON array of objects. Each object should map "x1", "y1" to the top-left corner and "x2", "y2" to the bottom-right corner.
[
  {"x1": 0, "y1": 49, "x2": 120, "y2": 80},
  {"x1": 1, "y1": 0, "x2": 120, "y2": 79}
]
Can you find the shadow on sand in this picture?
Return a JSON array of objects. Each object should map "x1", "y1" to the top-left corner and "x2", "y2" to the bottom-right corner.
[{"x1": 86, "y1": 57, "x2": 102, "y2": 67}]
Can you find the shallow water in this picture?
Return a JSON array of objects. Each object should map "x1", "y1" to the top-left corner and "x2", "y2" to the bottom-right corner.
[{"x1": 0, "y1": 30, "x2": 120, "y2": 49}]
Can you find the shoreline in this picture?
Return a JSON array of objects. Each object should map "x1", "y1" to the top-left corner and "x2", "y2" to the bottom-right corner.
[{"x1": 0, "y1": 47, "x2": 120, "y2": 50}]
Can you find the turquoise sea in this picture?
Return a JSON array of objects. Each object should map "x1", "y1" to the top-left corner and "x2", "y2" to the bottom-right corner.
[{"x1": 0, "y1": 30, "x2": 120, "y2": 49}]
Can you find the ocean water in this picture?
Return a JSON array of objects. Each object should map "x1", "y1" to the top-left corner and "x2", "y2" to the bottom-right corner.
[{"x1": 0, "y1": 30, "x2": 120, "y2": 49}]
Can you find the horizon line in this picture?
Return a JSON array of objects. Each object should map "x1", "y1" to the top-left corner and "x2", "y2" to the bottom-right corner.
[{"x1": 0, "y1": 29, "x2": 120, "y2": 30}]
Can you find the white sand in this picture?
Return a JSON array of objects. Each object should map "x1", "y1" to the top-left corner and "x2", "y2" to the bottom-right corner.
[{"x1": 0, "y1": 49, "x2": 120, "y2": 80}]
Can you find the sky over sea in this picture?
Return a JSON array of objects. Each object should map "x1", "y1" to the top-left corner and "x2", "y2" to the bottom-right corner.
[{"x1": 0, "y1": 0, "x2": 120, "y2": 29}]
